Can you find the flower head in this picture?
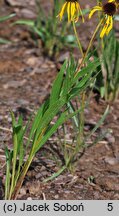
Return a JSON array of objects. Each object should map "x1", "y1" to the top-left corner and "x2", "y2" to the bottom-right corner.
[
  {"x1": 57, "y1": 0, "x2": 84, "y2": 23},
  {"x1": 89, "y1": 2, "x2": 117, "y2": 38}
]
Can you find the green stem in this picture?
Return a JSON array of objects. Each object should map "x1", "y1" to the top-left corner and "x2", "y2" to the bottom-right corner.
[
  {"x1": 72, "y1": 20, "x2": 84, "y2": 57},
  {"x1": 68, "y1": 18, "x2": 103, "y2": 166},
  {"x1": 8, "y1": 133, "x2": 18, "y2": 199},
  {"x1": 78, "y1": 91, "x2": 85, "y2": 147},
  {"x1": 75, "y1": 19, "x2": 103, "y2": 77},
  {"x1": 10, "y1": 128, "x2": 46, "y2": 199},
  {"x1": 5, "y1": 153, "x2": 11, "y2": 199},
  {"x1": 43, "y1": 165, "x2": 67, "y2": 183},
  {"x1": 11, "y1": 152, "x2": 34, "y2": 200}
]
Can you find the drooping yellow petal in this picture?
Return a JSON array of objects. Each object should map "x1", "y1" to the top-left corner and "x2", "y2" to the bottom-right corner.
[
  {"x1": 106, "y1": 16, "x2": 113, "y2": 35},
  {"x1": 100, "y1": 16, "x2": 110, "y2": 38},
  {"x1": 75, "y1": 3, "x2": 79, "y2": 22},
  {"x1": 67, "y1": 2, "x2": 71, "y2": 22},
  {"x1": 76, "y1": 2, "x2": 84, "y2": 22},
  {"x1": 89, "y1": 6, "x2": 102, "y2": 19},
  {"x1": 57, "y1": 2, "x2": 67, "y2": 21},
  {"x1": 57, "y1": 1, "x2": 84, "y2": 23},
  {"x1": 71, "y1": 2, "x2": 76, "y2": 21},
  {"x1": 100, "y1": 19, "x2": 108, "y2": 38}
]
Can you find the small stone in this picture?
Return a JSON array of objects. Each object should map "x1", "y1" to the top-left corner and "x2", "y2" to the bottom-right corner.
[
  {"x1": 57, "y1": 52, "x2": 70, "y2": 63},
  {"x1": 17, "y1": 99, "x2": 29, "y2": 105},
  {"x1": 105, "y1": 132, "x2": 115, "y2": 143},
  {"x1": 26, "y1": 57, "x2": 39, "y2": 66},
  {"x1": 20, "y1": 9, "x2": 36, "y2": 19},
  {"x1": 54, "y1": 194, "x2": 59, "y2": 199},
  {"x1": 19, "y1": 188, "x2": 26, "y2": 195},
  {"x1": 104, "y1": 157, "x2": 119, "y2": 165},
  {"x1": 35, "y1": 173, "x2": 42, "y2": 179},
  {"x1": 27, "y1": 197, "x2": 32, "y2": 200},
  {"x1": 3, "y1": 80, "x2": 26, "y2": 89}
]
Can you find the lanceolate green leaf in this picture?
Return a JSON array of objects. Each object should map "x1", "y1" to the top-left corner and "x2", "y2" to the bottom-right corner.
[
  {"x1": 0, "y1": 38, "x2": 11, "y2": 44},
  {"x1": 73, "y1": 60, "x2": 100, "y2": 84},
  {"x1": 0, "y1": 14, "x2": 15, "y2": 22},
  {"x1": 31, "y1": 59, "x2": 100, "y2": 149},
  {"x1": 33, "y1": 97, "x2": 66, "y2": 144},
  {"x1": 5, "y1": 148, "x2": 12, "y2": 199},
  {"x1": 34, "y1": 107, "x2": 82, "y2": 153},
  {"x1": 85, "y1": 105, "x2": 109, "y2": 141},
  {"x1": 13, "y1": 20, "x2": 34, "y2": 27},
  {"x1": 26, "y1": 99, "x2": 49, "y2": 148},
  {"x1": 50, "y1": 61, "x2": 67, "y2": 105},
  {"x1": 61, "y1": 57, "x2": 77, "y2": 96},
  {"x1": 67, "y1": 101, "x2": 79, "y2": 128},
  {"x1": 9, "y1": 112, "x2": 19, "y2": 199}
]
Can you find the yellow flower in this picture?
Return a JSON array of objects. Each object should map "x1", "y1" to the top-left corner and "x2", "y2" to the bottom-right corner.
[
  {"x1": 57, "y1": 0, "x2": 84, "y2": 23},
  {"x1": 89, "y1": 2, "x2": 117, "y2": 38}
]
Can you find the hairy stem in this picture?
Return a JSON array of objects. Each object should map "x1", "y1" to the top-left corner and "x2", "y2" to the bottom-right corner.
[
  {"x1": 75, "y1": 19, "x2": 103, "y2": 76},
  {"x1": 72, "y1": 21, "x2": 84, "y2": 57}
]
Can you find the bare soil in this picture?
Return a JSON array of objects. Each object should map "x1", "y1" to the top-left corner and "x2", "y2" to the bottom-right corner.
[{"x1": 0, "y1": 0, "x2": 119, "y2": 200}]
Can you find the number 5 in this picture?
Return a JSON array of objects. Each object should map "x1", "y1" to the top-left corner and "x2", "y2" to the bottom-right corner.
[{"x1": 107, "y1": 203, "x2": 113, "y2": 211}]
